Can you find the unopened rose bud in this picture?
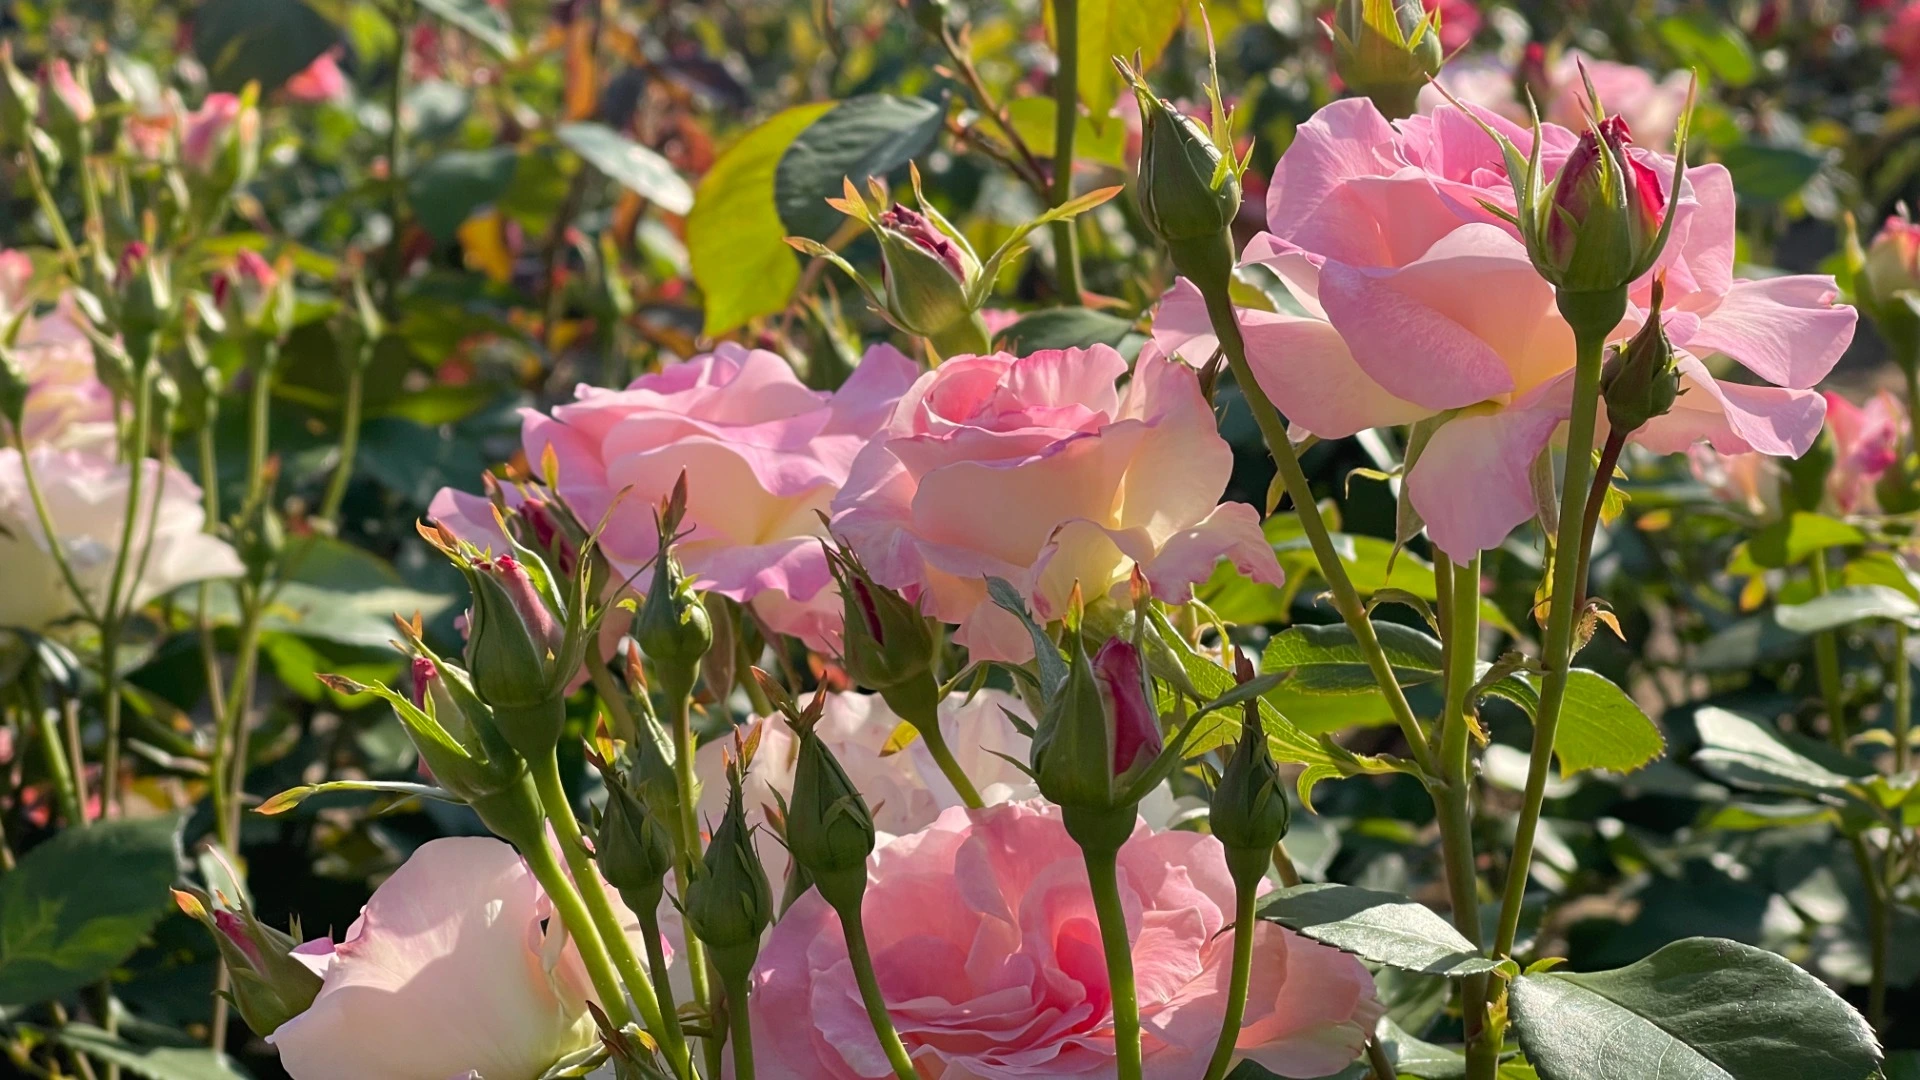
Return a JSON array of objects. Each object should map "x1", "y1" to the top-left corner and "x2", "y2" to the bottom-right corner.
[
  {"x1": 1861, "y1": 210, "x2": 1920, "y2": 367},
  {"x1": 1600, "y1": 277, "x2": 1680, "y2": 435},
  {"x1": 905, "y1": 0, "x2": 951, "y2": 36},
  {"x1": 1032, "y1": 631, "x2": 1162, "y2": 848},
  {"x1": 1117, "y1": 56, "x2": 1244, "y2": 297},
  {"x1": 1330, "y1": 0, "x2": 1443, "y2": 121},
  {"x1": 1540, "y1": 114, "x2": 1667, "y2": 294},
  {"x1": 635, "y1": 491, "x2": 712, "y2": 701},
  {"x1": 825, "y1": 541, "x2": 935, "y2": 696},
  {"x1": 596, "y1": 765, "x2": 677, "y2": 914},
  {"x1": 0, "y1": 44, "x2": 40, "y2": 145},
  {"x1": 684, "y1": 758, "x2": 774, "y2": 980},
  {"x1": 1209, "y1": 654, "x2": 1289, "y2": 887},
  {"x1": 784, "y1": 717, "x2": 877, "y2": 910},
  {"x1": 115, "y1": 243, "x2": 174, "y2": 364},
  {"x1": 464, "y1": 553, "x2": 568, "y2": 727},
  {"x1": 42, "y1": 59, "x2": 95, "y2": 155},
  {"x1": 223, "y1": 250, "x2": 294, "y2": 340},
  {"x1": 174, "y1": 885, "x2": 322, "y2": 1037},
  {"x1": 875, "y1": 204, "x2": 979, "y2": 340}
]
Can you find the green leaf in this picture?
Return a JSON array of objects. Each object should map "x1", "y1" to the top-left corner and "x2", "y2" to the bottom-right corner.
[
  {"x1": 1716, "y1": 143, "x2": 1828, "y2": 205},
  {"x1": 1656, "y1": 13, "x2": 1756, "y2": 87},
  {"x1": 689, "y1": 102, "x2": 835, "y2": 334},
  {"x1": 992, "y1": 308, "x2": 1144, "y2": 357},
  {"x1": 1164, "y1": 622, "x2": 1341, "y2": 769},
  {"x1": 192, "y1": 0, "x2": 337, "y2": 94},
  {"x1": 1775, "y1": 584, "x2": 1920, "y2": 633},
  {"x1": 1004, "y1": 97, "x2": 1128, "y2": 166},
  {"x1": 196, "y1": 538, "x2": 458, "y2": 647},
  {"x1": 1743, "y1": 512, "x2": 1862, "y2": 570},
  {"x1": 406, "y1": 148, "x2": 519, "y2": 242},
  {"x1": 1376, "y1": 1017, "x2": 1470, "y2": 1079},
  {"x1": 1063, "y1": 0, "x2": 1190, "y2": 120},
  {"x1": 984, "y1": 576, "x2": 1068, "y2": 700},
  {"x1": 0, "y1": 817, "x2": 183, "y2": 1006},
  {"x1": 1258, "y1": 883, "x2": 1506, "y2": 978},
  {"x1": 1691, "y1": 707, "x2": 1872, "y2": 799},
  {"x1": 1689, "y1": 613, "x2": 1810, "y2": 672},
  {"x1": 415, "y1": 0, "x2": 519, "y2": 58},
  {"x1": 1508, "y1": 937, "x2": 1878, "y2": 1080},
  {"x1": 44, "y1": 1024, "x2": 251, "y2": 1080},
  {"x1": 1260, "y1": 622, "x2": 1444, "y2": 695},
  {"x1": 1540, "y1": 670, "x2": 1664, "y2": 777},
  {"x1": 556, "y1": 122, "x2": 694, "y2": 215},
  {"x1": 773, "y1": 94, "x2": 947, "y2": 242}
]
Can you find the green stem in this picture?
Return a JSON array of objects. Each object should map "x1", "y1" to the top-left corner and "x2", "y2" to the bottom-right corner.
[
  {"x1": 383, "y1": 3, "x2": 413, "y2": 317},
  {"x1": 723, "y1": 970, "x2": 756, "y2": 1080},
  {"x1": 218, "y1": 597, "x2": 265, "y2": 845},
  {"x1": 519, "y1": 820, "x2": 636, "y2": 1030},
  {"x1": 1200, "y1": 875, "x2": 1259, "y2": 1080},
  {"x1": 246, "y1": 344, "x2": 276, "y2": 498},
  {"x1": 1896, "y1": 623, "x2": 1912, "y2": 777},
  {"x1": 11, "y1": 430, "x2": 101, "y2": 625},
  {"x1": 1083, "y1": 844, "x2": 1141, "y2": 1080},
  {"x1": 22, "y1": 146, "x2": 81, "y2": 276},
  {"x1": 1489, "y1": 293, "x2": 1623, "y2": 966},
  {"x1": 1572, "y1": 430, "x2": 1627, "y2": 614},
  {"x1": 635, "y1": 902, "x2": 691, "y2": 1074},
  {"x1": 831, "y1": 898, "x2": 921, "y2": 1080},
  {"x1": 530, "y1": 753, "x2": 677, "y2": 1060},
  {"x1": 663, "y1": 687, "x2": 717, "y2": 1067},
  {"x1": 918, "y1": 721, "x2": 983, "y2": 809},
  {"x1": 1367, "y1": 1037, "x2": 1399, "y2": 1079},
  {"x1": 1852, "y1": 837, "x2": 1889, "y2": 1034},
  {"x1": 1811, "y1": 549, "x2": 1848, "y2": 748},
  {"x1": 1435, "y1": 553, "x2": 1491, "y2": 1063},
  {"x1": 1047, "y1": 0, "x2": 1083, "y2": 303},
  {"x1": 25, "y1": 677, "x2": 82, "y2": 827},
  {"x1": 1193, "y1": 259, "x2": 1435, "y2": 774},
  {"x1": 98, "y1": 370, "x2": 154, "y2": 818},
  {"x1": 1904, "y1": 363, "x2": 1920, "y2": 460},
  {"x1": 318, "y1": 362, "x2": 364, "y2": 525}
]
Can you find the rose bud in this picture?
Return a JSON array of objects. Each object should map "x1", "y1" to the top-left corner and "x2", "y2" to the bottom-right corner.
[
  {"x1": 462, "y1": 552, "x2": 574, "y2": 753},
  {"x1": 1117, "y1": 56, "x2": 1244, "y2": 296},
  {"x1": 634, "y1": 473, "x2": 713, "y2": 694},
  {"x1": 824, "y1": 539, "x2": 936, "y2": 706},
  {"x1": 1539, "y1": 114, "x2": 1668, "y2": 295},
  {"x1": 1860, "y1": 209, "x2": 1920, "y2": 366},
  {"x1": 320, "y1": 655, "x2": 547, "y2": 847},
  {"x1": 1032, "y1": 631, "x2": 1163, "y2": 850},
  {"x1": 1209, "y1": 654, "x2": 1290, "y2": 889},
  {"x1": 684, "y1": 748, "x2": 775, "y2": 981},
  {"x1": 174, "y1": 885, "x2": 323, "y2": 1038},
  {"x1": 220, "y1": 249, "x2": 295, "y2": 340},
  {"x1": 782, "y1": 702, "x2": 878, "y2": 911},
  {"x1": 41, "y1": 58, "x2": 95, "y2": 156},
  {"x1": 1599, "y1": 276, "x2": 1680, "y2": 436},
  {"x1": 112, "y1": 242, "x2": 174, "y2": 367},
  {"x1": 594, "y1": 762, "x2": 677, "y2": 915},
  {"x1": 180, "y1": 89, "x2": 261, "y2": 227},
  {"x1": 1329, "y1": 0, "x2": 1443, "y2": 121}
]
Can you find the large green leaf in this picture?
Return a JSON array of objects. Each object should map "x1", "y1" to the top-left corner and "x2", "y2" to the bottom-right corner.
[
  {"x1": 1062, "y1": 0, "x2": 1190, "y2": 120},
  {"x1": 0, "y1": 817, "x2": 183, "y2": 1005},
  {"x1": 405, "y1": 148, "x2": 519, "y2": 242},
  {"x1": 1655, "y1": 13, "x2": 1756, "y2": 87},
  {"x1": 1775, "y1": 584, "x2": 1920, "y2": 633},
  {"x1": 415, "y1": 0, "x2": 519, "y2": 58},
  {"x1": 45, "y1": 1024, "x2": 252, "y2": 1080},
  {"x1": 1540, "y1": 670, "x2": 1664, "y2": 777},
  {"x1": 1005, "y1": 97, "x2": 1128, "y2": 165},
  {"x1": 197, "y1": 537, "x2": 458, "y2": 648},
  {"x1": 1717, "y1": 144, "x2": 1827, "y2": 205},
  {"x1": 557, "y1": 122, "x2": 694, "y2": 214},
  {"x1": 1691, "y1": 707, "x2": 1872, "y2": 799},
  {"x1": 1259, "y1": 622, "x2": 1444, "y2": 695},
  {"x1": 1509, "y1": 937, "x2": 1878, "y2": 1080},
  {"x1": 192, "y1": 0, "x2": 337, "y2": 94},
  {"x1": 1742, "y1": 513, "x2": 1863, "y2": 570},
  {"x1": 992, "y1": 308, "x2": 1144, "y2": 357},
  {"x1": 773, "y1": 95, "x2": 946, "y2": 242},
  {"x1": 689, "y1": 102, "x2": 835, "y2": 334},
  {"x1": 1257, "y1": 883, "x2": 1505, "y2": 978}
]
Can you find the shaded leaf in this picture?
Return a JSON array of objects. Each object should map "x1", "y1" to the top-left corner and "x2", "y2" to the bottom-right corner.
[
  {"x1": 1258, "y1": 883, "x2": 1505, "y2": 978},
  {"x1": 416, "y1": 0, "x2": 519, "y2": 58},
  {"x1": 557, "y1": 122, "x2": 694, "y2": 214},
  {"x1": 1691, "y1": 707, "x2": 1872, "y2": 799},
  {"x1": 992, "y1": 308, "x2": 1144, "y2": 358},
  {"x1": 1509, "y1": 937, "x2": 1878, "y2": 1080},
  {"x1": 1775, "y1": 584, "x2": 1920, "y2": 633},
  {"x1": 44, "y1": 1025, "x2": 251, "y2": 1080},
  {"x1": 774, "y1": 95, "x2": 947, "y2": 242}
]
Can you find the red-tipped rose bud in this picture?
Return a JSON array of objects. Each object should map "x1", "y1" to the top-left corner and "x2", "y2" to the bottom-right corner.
[
  {"x1": 1032, "y1": 630, "x2": 1165, "y2": 849},
  {"x1": 1094, "y1": 637, "x2": 1163, "y2": 780},
  {"x1": 1599, "y1": 276, "x2": 1680, "y2": 435},
  {"x1": 1541, "y1": 115, "x2": 1667, "y2": 294},
  {"x1": 175, "y1": 885, "x2": 322, "y2": 1038},
  {"x1": 1861, "y1": 209, "x2": 1920, "y2": 368}
]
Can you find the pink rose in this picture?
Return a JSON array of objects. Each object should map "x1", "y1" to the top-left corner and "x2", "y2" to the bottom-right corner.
[
  {"x1": 284, "y1": 49, "x2": 350, "y2": 105},
  {"x1": 0, "y1": 251, "x2": 117, "y2": 452},
  {"x1": 1687, "y1": 445, "x2": 1784, "y2": 519},
  {"x1": 1822, "y1": 389, "x2": 1906, "y2": 512},
  {"x1": 830, "y1": 345, "x2": 1283, "y2": 662},
  {"x1": 181, "y1": 92, "x2": 255, "y2": 175},
  {"x1": 269, "y1": 837, "x2": 600, "y2": 1080},
  {"x1": 1422, "y1": 0, "x2": 1481, "y2": 52},
  {"x1": 0, "y1": 448, "x2": 243, "y2": 630},
  {"x1": 433, "y1": 344, "x2": 918, "y2": 650},
  {"x1": 749, "y1": 800, "x2": 1383, "y2": 1079},
  {"x1": 1154, "y1": 98, "x2": 1855, "y2": 560}
]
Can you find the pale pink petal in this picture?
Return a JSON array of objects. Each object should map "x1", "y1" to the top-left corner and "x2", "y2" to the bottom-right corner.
[
  {"x1": 1679, "y1": 274, "x2": 1856, "y2": 389},
  {"x1": 1408, "y1": 385, "x2": 1572, "y2": 560},
  {"x1": 1632, "y1": 356, "x2": 1828, "y2": 457}
]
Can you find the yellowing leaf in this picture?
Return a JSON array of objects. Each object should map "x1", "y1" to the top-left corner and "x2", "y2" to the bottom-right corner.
[
  {"x1": 456, "y1": 210, "x2": 513, "y2": 285},
  {"x1": 688, "y1": 102, "x2": 836, "y2": 335},
  {"x1": 1049, "y1": 0, "x2": 1190, "y2": 124}
]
